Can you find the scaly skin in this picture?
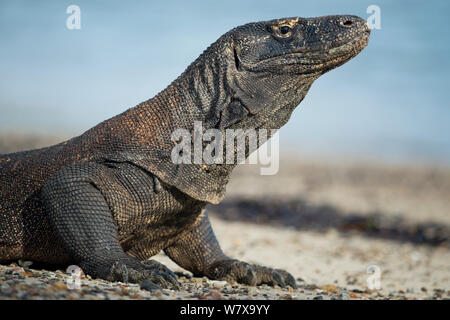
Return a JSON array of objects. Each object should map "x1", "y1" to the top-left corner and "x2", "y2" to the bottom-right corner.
[{"x1": 0, "y1": 16, "x2": 370, "y2": 289}]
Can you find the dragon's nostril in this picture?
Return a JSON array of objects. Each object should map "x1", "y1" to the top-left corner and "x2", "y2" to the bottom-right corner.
[{"x1": 342, "y1": 20, "x2": 353, "y2": 27}]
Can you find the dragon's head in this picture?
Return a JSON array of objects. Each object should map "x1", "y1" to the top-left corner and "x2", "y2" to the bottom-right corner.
[{"x1": 179, "y1": 15, "x2": 370, "y2": 130}]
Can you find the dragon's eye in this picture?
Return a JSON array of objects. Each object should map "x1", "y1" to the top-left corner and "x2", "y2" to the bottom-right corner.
[
  {"x1": 272, "y1": 24, "x2": 293, "y2": 38},
  {"x1": 280, "y1": 26, "x2": 291, "y2": 35}
]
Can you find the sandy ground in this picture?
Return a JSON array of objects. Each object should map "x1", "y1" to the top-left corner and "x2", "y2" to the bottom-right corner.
[
  {"x1": 0, "y1": 133, "x2": 449, "y2": 299},
  {"x1": 158, "y1": 158, "x2": 450, "y2": 299}
]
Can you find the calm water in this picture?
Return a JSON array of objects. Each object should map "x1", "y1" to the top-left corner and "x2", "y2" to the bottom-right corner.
[{"x1": 1, "y1": 0, "x2": 449, "y2": 164}]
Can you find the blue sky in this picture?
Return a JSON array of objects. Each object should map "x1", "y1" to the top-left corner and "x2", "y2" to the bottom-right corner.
[{"x1": 0, "y1": 0, "x2": 449, "y2": 164}]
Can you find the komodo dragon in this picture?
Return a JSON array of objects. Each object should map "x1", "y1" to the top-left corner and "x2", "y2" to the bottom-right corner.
[{"x1": 0, "y1": 16, "x2": 370, "y2": 289}]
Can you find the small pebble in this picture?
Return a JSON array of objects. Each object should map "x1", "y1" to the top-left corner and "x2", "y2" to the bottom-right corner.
[{"x1": 210, "y1": 280, "x2": 227, "y2": 289}]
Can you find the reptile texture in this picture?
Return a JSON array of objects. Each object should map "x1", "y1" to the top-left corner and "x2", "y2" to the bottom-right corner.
[{"x1": 0, "y1": 16, "x2": 369, "y2": 288}]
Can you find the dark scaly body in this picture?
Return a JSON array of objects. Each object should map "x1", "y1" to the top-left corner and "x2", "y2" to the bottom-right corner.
[{"x1": 0, "y1": 16, "x2": 369, "y2": 287}]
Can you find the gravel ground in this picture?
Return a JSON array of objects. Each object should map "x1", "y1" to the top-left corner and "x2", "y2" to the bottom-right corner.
[
  {"x1": 0, "y1": 134, "x2": 449, "y2": 300},
  {"x1": 0, "y1": 262, "x2": 398, "y2": 300}
]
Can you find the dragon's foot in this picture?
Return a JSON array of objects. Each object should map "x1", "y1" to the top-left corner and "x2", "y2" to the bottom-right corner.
[
  {"x1": 205, "y1": 259, "x2": 297, "y2": 289},
  {"x1": 99, "y1": 257, "x2": 180, "y2": 289}
]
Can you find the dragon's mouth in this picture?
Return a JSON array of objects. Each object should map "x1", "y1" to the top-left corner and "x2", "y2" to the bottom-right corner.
[
  {"x1": 316, "y1": 33, "x2": 370, "y2": 72},
  {"x1": 254, "y1": 30, "x2": 370, "y2": 72}
]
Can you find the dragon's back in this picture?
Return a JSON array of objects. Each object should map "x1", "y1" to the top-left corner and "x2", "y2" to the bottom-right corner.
[{"x1": 0, "y1": 142, "x2": 76, "y2": 213}]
